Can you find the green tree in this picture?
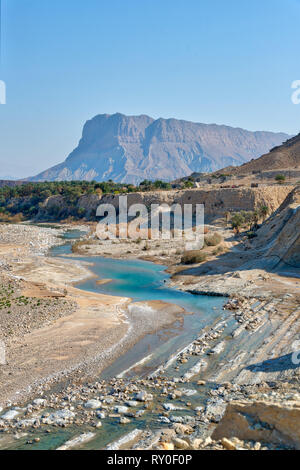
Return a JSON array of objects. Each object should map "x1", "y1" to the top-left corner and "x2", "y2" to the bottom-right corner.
[
  {"x1": 259, "y1": 205, "x2": 269, "y2": 221},
  {"x1": 275, "y1": 174, "x2": 286, "y2": 184},
  {"x1": 231, "y1": 213, "x2": 245, "y2": 234}
]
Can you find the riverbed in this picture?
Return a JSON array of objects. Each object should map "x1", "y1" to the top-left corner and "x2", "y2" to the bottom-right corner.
[
  {"x1": 51, "y1": 232, "x2": 227, "y2": 380},
  {"x1": 0, "y1": 229, "x2": 231, "y2": 450}
]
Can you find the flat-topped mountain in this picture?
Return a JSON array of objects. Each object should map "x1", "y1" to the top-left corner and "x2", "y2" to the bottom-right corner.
[{"x1": 30, "y1": 113, "x2": 290, "y2": 184}]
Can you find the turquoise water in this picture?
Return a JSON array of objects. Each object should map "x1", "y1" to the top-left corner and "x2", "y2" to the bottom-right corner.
[{"x1": 52, "y1": 235, "x2": 227, "y2": 378}]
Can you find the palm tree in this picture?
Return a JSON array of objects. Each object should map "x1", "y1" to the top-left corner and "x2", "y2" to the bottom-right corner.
[
  {"x1": 259, "y1": 205, "x2": 269, "y2": 221},
  {"x1": 231, "y1": 213, "x2": 244, "y2": 235},
  {"x1": 224, "y1": 211, "x2": 230, "y2": 226}
]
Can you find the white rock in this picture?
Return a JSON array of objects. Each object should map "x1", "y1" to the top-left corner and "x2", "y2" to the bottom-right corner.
[
  {"x1": 106, "y1": 429, "x2": 143, "y2": 450},
  {"x1": 57, "y1": 432, "x2": 95, "y2": 450},
  {"x1": 126, "y1": 400, "x2": 139, "y2": 407},
  {"x1": 204, "y1": 399, "x2": 226, "y2": 421},
  {"x1": 114, "y1": 406, "x2": 129, "y2": 414},
  {"x1": 1, "y1": 409, "x2": 20, "y2": 420},
  {"x1": 181, "y1": 389, "x2": 197, "y2": 396},
  {"x1": 44, "y1": 409, "x2": 75, "y2": 424},
  {"x1": 194, "y1": 406, "x2": 204, "y2": 412},
  {"x1": 32, "y1": 399, "x2": 46, "y2": 407},
  {"x1": 119, "y1": 417, "x2": 131, "y2": 424},
  {"x1": 163, "y1": 403, "x2": 185, "y2": 411},
  {"x1": 84, "y1": 399, "x2": 102, "y2": 410},
  {"x1": 135, "y1": 391, "x2": 153, "y2": 402},
  {"x1": 170, "y1": 415, "x2": 184, "y2": 423}
]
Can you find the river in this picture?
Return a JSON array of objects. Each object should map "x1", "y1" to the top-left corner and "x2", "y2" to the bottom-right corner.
[{"x1": 51, "y1": 230, "x2": 228, "y2": 380}]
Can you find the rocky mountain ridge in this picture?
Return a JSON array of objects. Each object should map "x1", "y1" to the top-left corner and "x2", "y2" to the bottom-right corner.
[{"x1": 29, "y1": 113, "x2": 290, "y2": 184}]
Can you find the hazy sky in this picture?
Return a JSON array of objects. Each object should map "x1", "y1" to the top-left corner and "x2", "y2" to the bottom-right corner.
[{"x1": 0, "y1": 0, "x2": 299, "y2": 178}]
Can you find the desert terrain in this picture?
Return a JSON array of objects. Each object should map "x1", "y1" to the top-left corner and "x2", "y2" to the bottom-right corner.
[{"x1": 0, "y1": 135, "x2": 299, "y2": 450}]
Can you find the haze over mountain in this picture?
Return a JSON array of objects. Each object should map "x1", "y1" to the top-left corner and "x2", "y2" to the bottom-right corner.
[{"x1": 30, "y1": 113, "x2": 290, "y2": 184}]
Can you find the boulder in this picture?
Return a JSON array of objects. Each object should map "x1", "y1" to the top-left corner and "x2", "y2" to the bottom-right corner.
[
  {"x1": 84, "y1": 399, "x2": 102, "y2": 410},
  {"x1": 212, "y1": 400, "x2": 300, "y2": 450}
]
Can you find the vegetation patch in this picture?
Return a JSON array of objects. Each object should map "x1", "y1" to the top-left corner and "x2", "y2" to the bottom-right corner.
[
  {"x1": 204, "y1": 232, "x2": 223, "y2": 246},
  {"x1": 181, "y1": 250, "x2": 208, "y2": 265}
]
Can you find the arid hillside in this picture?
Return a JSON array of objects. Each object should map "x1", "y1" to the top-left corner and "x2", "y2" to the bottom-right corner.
[
  {"x1": 173, "y1": 132, "x2": 300, "y2": 189},
  {"x1": 232, "y1": 133, "x2": 300, "y2": 175}
]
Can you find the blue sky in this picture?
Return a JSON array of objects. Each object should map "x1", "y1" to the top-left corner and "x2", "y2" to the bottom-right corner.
[{"x1": 0, "y1": 0, "x2": 299, "y2": 178}]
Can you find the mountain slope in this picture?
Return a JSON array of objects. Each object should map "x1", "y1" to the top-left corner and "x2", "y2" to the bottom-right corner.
[
  {"x1": 30, "y1": 113, "x2": 290, "y2": 184},
  {"x1": 233, "y1": 133, "x2": 300, "y2": 175}
]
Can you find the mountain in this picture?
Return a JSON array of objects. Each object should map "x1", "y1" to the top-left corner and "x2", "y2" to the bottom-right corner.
[
  {"x1": 0, "y1": 175, "x2": 19, "y2": 180},
  {"x1": 232, "y1": 132, "x2": 300, "y2": 175},
  {"x1": 30, "y1": 113, "x2": 291, "y2": 184}
]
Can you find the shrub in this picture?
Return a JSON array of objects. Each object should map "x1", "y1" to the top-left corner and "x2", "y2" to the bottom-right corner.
[
  {"x1": 275, "y1": 174, "x2": 286, "y2": 184},
  {"x1": 246, "y1": 231, "x2": 257, "y2": 239},
  {"x1": 181, "y1": 250, "x2": 208, "y2": 265},
  {"x1": 231, "y1": 213, "x2": 245, "y2": 234},
  {"x1": 212, "y1": 245, "x2": 228, "y2": 256},
  {"x1": 204, "y1": 232, "x2": 223, "y2": 246}
]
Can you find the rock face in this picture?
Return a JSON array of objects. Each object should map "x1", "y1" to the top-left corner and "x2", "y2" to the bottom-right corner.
[
  {"x1": 30, "y1": 113, "x2": 289, "y2": 184},
  {"x1": 252, "y1": 185, "x2": 300, "y2": 267},
  {"x1": 212, "y1": 400, "x2": 300, "y2": 449}
]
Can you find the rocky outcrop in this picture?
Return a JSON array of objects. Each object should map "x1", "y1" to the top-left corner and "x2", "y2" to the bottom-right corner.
[
  {"x1": 251, "y1": 186, "x2": 300, "y2": 268},
  {"x1": 29, "y1": 113, "x2": 290, "y2": 184},
  {"x1": 212, "y1": 400, "x2": 300, "y2": 449}
]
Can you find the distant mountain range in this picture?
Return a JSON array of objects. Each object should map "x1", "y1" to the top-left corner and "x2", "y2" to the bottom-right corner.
[
  {"x1": 29, "y1": 113, "x2": 291, "y2": 184},
  {"x1": 0, "y1": 175, "x2": 19, "y2": 181}
]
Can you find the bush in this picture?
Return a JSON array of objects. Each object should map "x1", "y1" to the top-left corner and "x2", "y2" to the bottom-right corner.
[
  {"x1": 275, "y1": 174, "x2": 286, "y2": 184},
  {"x1": 212, "y1": 245, "x2": 227, "y2": 256},
  {"x1": 204, "y1": 232, "x2": 223, "y2": 246},
  {"x1": 246, "y1": 231, "x2": 257, "y2": 239},
  {"x1": 181, "y1": 250, "x2": 208, "y2": 265}
]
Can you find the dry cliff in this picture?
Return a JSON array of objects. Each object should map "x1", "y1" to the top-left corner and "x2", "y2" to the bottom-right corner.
[
  {"x1": 36, "y1": 185, "x2": 292, "y2": 223},
  {"x1": 97, "y1": 185, "x2": 292, "y2": 218},
  {"x1": 251, "y1": 186, "x2": 300, "y2": 268}
]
